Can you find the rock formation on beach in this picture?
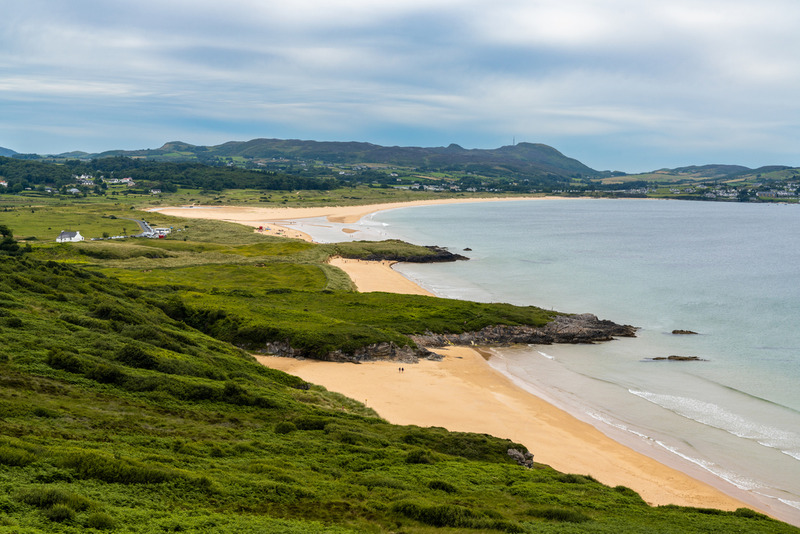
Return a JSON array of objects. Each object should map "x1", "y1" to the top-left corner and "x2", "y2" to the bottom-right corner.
[
  {"x1": 411, "y1": 313, "x2": 637, "y2": 348},
  {"x1": 258, "y1": 313, "x2": 637, "y2": 363}
]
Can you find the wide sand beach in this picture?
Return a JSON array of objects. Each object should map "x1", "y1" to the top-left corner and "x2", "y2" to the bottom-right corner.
[{"x1": 153, "y1": 199, "x2": 762, "y2": 514}]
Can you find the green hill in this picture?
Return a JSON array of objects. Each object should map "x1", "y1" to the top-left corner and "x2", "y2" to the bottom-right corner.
[
  {"x1": 0, "y1": 218, "x2": 798, "y2": 532},
  {"x1": 87, "y1": 138, "x2": 603, "y2": 180}
]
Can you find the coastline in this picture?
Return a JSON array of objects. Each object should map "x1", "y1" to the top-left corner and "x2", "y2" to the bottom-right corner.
[
  {"x1": 156, "y1": 198, "x2": 767, "y2": 516},
  {"x1": 149, "y1": 196, "x2": 544, "y2": 242},
  {"x1": 257, "y1": 346, "x2": 747, "y2": 511}
]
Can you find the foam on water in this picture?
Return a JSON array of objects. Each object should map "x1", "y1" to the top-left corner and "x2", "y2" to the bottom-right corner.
[
  {"x1": 628, "y1": 390, "x2": 800, "y2": 461},
  {"x1": 652, "y1": 441, "x2": 762, "y2": 491}
]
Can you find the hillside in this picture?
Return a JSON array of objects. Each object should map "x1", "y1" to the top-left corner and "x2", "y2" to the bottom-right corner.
[
  {"x1": 0, "y1": 147, "x2": 17, "y2": 157},
  {"x1": 85, "y1": 138, "x2": 602, "y2": 180},
  {"x1": 1, "y1": 212, "x2": 798, "y2": 532}
]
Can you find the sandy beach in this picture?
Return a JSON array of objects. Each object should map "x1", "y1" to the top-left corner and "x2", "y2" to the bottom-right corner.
[
  {"x1": 150, "y1": 197, "x2": 541, "y2": 242},
  {"x1": 258, "y1": 260, "x2": 753, "y2": 512},
  {"x1": 157, "y1": 198, "x2": 762, "y2": 514}
]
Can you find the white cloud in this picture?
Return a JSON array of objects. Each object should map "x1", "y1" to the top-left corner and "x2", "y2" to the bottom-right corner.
[{"x1": 2, "y1": 0, "x2": 800, "y2": 169}]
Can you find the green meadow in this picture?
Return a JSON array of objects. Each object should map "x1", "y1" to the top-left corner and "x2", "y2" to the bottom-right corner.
[{"x1": 0, "y1": 195, "x2": 798, "y2": 532}]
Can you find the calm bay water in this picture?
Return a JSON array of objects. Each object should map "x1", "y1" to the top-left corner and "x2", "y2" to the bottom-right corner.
[{"x1": 362, "y1": 198, "x2": 800, "y2": 524}]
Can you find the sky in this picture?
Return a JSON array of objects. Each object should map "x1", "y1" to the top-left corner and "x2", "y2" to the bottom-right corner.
[{"x1": 2, "y1": 0, "x2": 800, "y2": 173}]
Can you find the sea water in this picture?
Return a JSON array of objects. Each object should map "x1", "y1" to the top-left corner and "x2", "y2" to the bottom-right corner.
[{"x1": 358, "y1": 198, "x2": 800, "y2": 525}]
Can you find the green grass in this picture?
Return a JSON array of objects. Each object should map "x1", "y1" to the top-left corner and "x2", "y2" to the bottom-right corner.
[{"x1": 1, "y1": 199, "x2": 798, "y2": 532}]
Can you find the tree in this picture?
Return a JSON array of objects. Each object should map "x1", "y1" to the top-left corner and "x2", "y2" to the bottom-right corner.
[{"x1": 0, "y1": 225, "x2": 22, "y2": 256}]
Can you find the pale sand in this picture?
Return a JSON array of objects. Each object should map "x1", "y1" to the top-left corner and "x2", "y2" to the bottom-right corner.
[
  {"x1": 149, "y1": 197, "x2": 541, "y2": 241},
  {"x1": 328, "y1": 257, "x2": 434, "y2": 296},
  {"x1": 258, "y1": 347, "x2": 751, "y2": 511},
  {"x1": 154, "y1": 198, "x2": 759, "y2": 513}
]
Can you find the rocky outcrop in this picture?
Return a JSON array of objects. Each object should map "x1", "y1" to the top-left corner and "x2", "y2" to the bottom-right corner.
[
  {"x1": 671, "y1": 329, "x2": 698, "y2": 335},
  {"x1": 411, "y1": 314, "x2": 637, "y2": 348},
  {"x1": 507, "y1": 448, "x2": 534, "y2": 468},
  {"x1": 256, "y1": 314, "x2": 635, "y2": 363},
  {"x1": 344, "y1": 245, "x2": 468, "y2": 263},
  {"x1": 257, "y1": 341, "x2": 439, "y2": 364}
]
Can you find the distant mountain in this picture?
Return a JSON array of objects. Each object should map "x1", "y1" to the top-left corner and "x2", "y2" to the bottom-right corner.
[
  {"x1": 0, "y1": 146, "x2": 17, "y2": 157},
  {"x1": 654, "y1": 164, "x2": 793, "y2": 180},
  {"x1": 87, "y1": 138, "x2": 605, "y2": 180},
  {"x1": 55, "y1": 151, "x2": 92, "y2": 159}
]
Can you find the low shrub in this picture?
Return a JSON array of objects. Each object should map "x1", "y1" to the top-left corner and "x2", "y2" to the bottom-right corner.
[
  {"x1": 60, "y1": 451, "x2": 183, "y2": 484},
  {"x1": 86, "y1": 363, "x2": 125, "y2": 384},
  {"x1": 44, "y1": 503, "x2": 75, "y2": 523},
  {"x1": 17, "y1": 487, "x2": 92, "y2": 511},
  {"x1": 46, "y1": 350, "x2": 85, "y2": 374},
  {"x1": 85, "y1": 511, "x2": 116, "y2": 530},
  {"x1": 427, "y1": 480, "x2": 457, "y2": 493},
  {"x1": 405, "y1": 450, "x2": 435, "y2": 465},
  {"x1": 275, "y1": 421, "x2": 297, "y2": 434},
  {"x1": 294, "y1": 416, "x2": 329, "y2": 431},
  {"x1": 0, "y1": 445, "x2": 36, "y2": 467},
  {"x1": 393, "y1": 501, "x2": 481, "y2": 528},
  {"x1": 116, "y1": 344, "x2": 158, "y2": 370},
  {"x1": 525, "y1": 506, "x2": 591, "y2": 523},
  {"x1": 557, "y1": 473, "x2": 596, "y2": 484},
  {"x1": 734, "y1": 508, "x2": 769, "y2": 520}
]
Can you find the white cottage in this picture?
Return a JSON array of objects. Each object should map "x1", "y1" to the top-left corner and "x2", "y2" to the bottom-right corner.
[{"x1": 56, "y1": 231, "x2": 84, "y2": 243}]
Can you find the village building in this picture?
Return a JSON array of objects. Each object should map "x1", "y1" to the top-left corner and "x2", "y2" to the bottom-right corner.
[{"x1": 56, "y1": 231, "x2": 84, "y2": 243}]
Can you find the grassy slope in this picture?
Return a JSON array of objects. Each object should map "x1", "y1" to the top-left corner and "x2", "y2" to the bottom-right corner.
[{"x1": 1, "y1": 257, "x2": 797, "y2": 533}]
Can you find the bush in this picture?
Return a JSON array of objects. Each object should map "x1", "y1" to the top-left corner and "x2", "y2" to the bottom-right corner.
[
  {"x1": 46, "y1": 350, "x2": 85, "y2": 374},
  {"x1": 734, "y1": 508, "x2": 768, "y2": 520},
  {"x1": 0, "y1": 445, "x2": 36, "y2": 466},
  {"x1": 405, "y1": 450, "x2": 435, "y2": 465},
  {"x1": 294, "y1": 416, "x2": 329, "y2": 431},
  {"x1": 116, "y1": 344, "x2": 158, "y2": 370},
  {"x1": 85, "y1": 511, "x2": 116, "y2": 530},
  {"x1": 427, "y1": 480, "x2": 457, "y2": 493},
  {"x1": 525, "y1": 506, "x2": 591, "y2": 523},
  {"x1": 275, "y1": 421, "x2": 297, "y2": 434},
  {"x1": 557, "y1": 473, "x2": 596, "y2": 484},
  {"x1": 393, "y1": 501, "x2": 479, "y2": 528},
  {"x1": 44, "y1": 503, "x2": 75, "y2": 523},
  {"x1": 86, "y1": 363, "x2": 124, "y2": 384},
  {"x1": 17, "y1": 487, "x2": 92, "y2": 511},
  {"x1": 60, "y1": 451, "x2": 183, "y2": 484}
]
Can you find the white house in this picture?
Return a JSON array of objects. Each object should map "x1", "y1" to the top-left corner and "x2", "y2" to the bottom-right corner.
[{"x1": 56, "y1": 231, "x2": 84, "y2": 243}]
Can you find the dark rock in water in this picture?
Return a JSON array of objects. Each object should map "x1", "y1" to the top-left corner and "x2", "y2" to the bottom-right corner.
[
  {"x1": 463, "y1": 247, "x2": 472, "y2": 251},
  {"x1": 650, "y1": 355, "x2": 707, "y2": 362},
  {"x1": 671, "y1": 329, "x2": 698, "y2": 335},
  {"x1": 508, "y1": 448, "x2": 534, "y2": 468},
  {"x1": 348, "y1": 245, "x2": 468, "y2": 263},
  {"x1": 411, "y1": 313, "x2": 637, "y2": 347}
]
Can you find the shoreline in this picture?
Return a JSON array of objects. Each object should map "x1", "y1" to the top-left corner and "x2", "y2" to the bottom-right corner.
[
  {"x1": 148, "y1": 196, "x2": 545, "y2": 242},
  {"x1": 154, "y1": 198, "x2": 774, "y2": 518},
  {"x1": 257, "y1": 346, "x2": 749, "y2": 511}
]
